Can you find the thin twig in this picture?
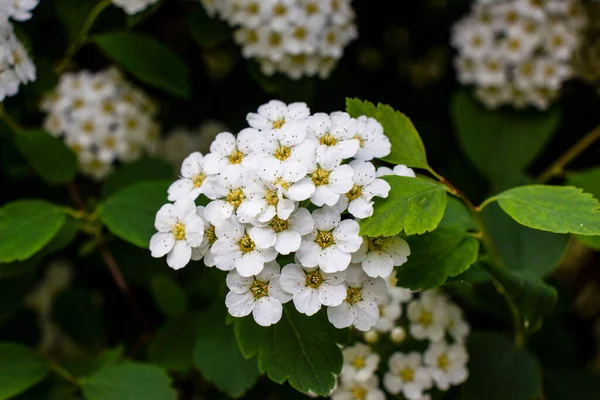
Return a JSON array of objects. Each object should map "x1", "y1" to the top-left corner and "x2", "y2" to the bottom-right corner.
[
  {"x1": 0, "y1": 105, "x2": 24, "y2": 133},
  {"x1": 49, "y1": 361, "x2": 81, "y2": 386},
  {"x1": 538, "y1": 124, "x2": 600, "y2": 183}
]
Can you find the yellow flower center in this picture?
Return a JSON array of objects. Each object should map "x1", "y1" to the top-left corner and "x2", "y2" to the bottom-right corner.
[
  {"x1": 274, "y1": 177, "x2": 291, "y2": 190},
  {"x1": 319, "y1": 132, "x2": 338, "y2": 146},
  {"x1": 193, "y1": 173, "x2": 206, "y2": 188},
  {"x1": 272, "y1": 118, "x2": 285, "y2": 129},
  {"x1": 305, "y1": 2, "x2": 318, "y2": 15},
  {"x1": 368, "y1": 237, "x2": 385, "y2": 251},
  {"x1": 269, "y1": 32, "x2": 282, "y2": 46},
  {"x1": 274, "y1": 144, "x2": 291, "y2": 161},
  {"x1": 126, "y1": 118, "x2": 138, "y2": 130},
  {"x1": 437, "y1": 353, "x2": 450, "y2": 371},
  {"x1": 205, "y1": 225, "x2": 217, "y2": 245},
  {"x1": 353, "y1": 134, "x2": 364, "y2": 146},
  {"x1": 351, "y1": 356, "x2": 366, "y2": 369},
  {"x1": 346, "y1": 185, "x2": 362, "y2": 201},
  {"x1": 311, "y1": 167, "x2": 330, "y2": 186},
  {"x1": 228, "y1": 149, "x2": 244, "y2": 165},
  {"x1": 81, "y1": 121, "x2": 95, "y2": 134},
  {"x1": 73, "y1": 98, "x2": 85, "y2": 109},
  {"x1": 265, "y1": 189, "x2": 279, "y2": 206},
  {"x1": 247, "y1": 2, "x2": 259, "y2": 14},
  {"x1": 269, "y1": 216, "x2": 290, "y2": 233},
  {"x1": 104, "y1": 137, "x2": 117, "y2": 149},
  {"x1": 316, "y1": 230, "x2": 334, "y2": 248},
  {"x1": 346, "y1": 287, "x2": 363, "y2": 304},
  {"x1": 305, "y1": 269, "x2": 324, "y2": 289},
  {"x1": 227, "y1": 189, "x2": 245, "y2": 209},
  {"x1": 250, "y1": 279, "x2": 269, "y2": 298},
  {"x1": 273, "y1": 3, "x2": 286, "y2": 15},
  {"x1": 350, "y1": 386, "x2": 366, "y2": 400},
  {"x1": 294, "y1": 27, "x2": 307, "y2": 40},
  {"x1": 399, "y1": 367, "x2": 415, "y2": 382},
  {"x1": 102, "y1": 101, "x2": 115, "y2": 114},
  {"x1": 172, "y1": 222, "x2": 186, "y2": 241},
  {"x1": 418, "y1": 310, "x2": 433, "y2": 327},
  {"x1": 238, "y1": 233, "x2": 256, "y2": 253}
]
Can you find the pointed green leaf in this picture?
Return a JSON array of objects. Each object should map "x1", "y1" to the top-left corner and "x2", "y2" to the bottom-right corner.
[
  {"x1": 234, "y1": 307, "x2": 342, "y2": 397},
  {"x1": 194, "y1": 305, "x2": 259, "y2": 398},
  {"x1": 0, "y1": 342, "x2": 50, "y2": 400},
  {"x1": 566, "y1": 166, "x2": 600, "y2": 199},
  {"x1": 359, "y1": 176, "x2": 447, "y2": 237},
  {"x1": 150, "y1": 276, "x2": 187, "y2": 317},
  {"x1": 99, "y1": 181, "x2": 170, "y2": 248},
  {"x1": 575, "y1": 234, "x2": 600, "y2": 250},
  {"x1": 490, "y1": 185, "x2": 600, "y2": 235},
  {"x1": 462, "y1": 332, "x2": 542, "y2": 400},
  {"x1": 15, "y1": 130, "x2": 77, "y2": 184},
  {"x1": 0, "y1": 200, "x2": 66, "y2": 263},
  {"x1": 93, "y1": 32, "x2": 191, "y2": 98},
  {"x1": 82, "y1": 364, "x2": 177, "y2": 400},
  {"x1": 452, "y1": 90, "x2": 560, "y2": 185},
  {"x1": 346, "y1": 98, "x2": 428, "y2": 169}
]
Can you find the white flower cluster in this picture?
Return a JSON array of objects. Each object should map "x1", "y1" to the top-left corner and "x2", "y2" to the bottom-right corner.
[
  {"x1": 451, "y1": 0, "x2": 587, "y2": 110},
  {"x1": 150, "y1": 99, "x2": 418, "y2": 330},
  {"x1": 200, "y1": 0, "x2": 357, "y2": 80},
  {"x1": 0, "y1": 0, "x2": 38, "y2": 100},
  {"x1": 41, "y1": 68, "x2": 160, "y2": 180},
  {"x1": 159, "y1": 120, "x2": 228, "y2": 170},
  {"x1": 330, "y1": 288, "x2": 470, "y2": 400},
  {"x1": 112, "y1": 0, "x2": 160, "y2": 15}
]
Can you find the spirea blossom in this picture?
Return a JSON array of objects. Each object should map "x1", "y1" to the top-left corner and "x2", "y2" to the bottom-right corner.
[
  {"x1": 451, "y1": 0, "x2": 588, "y2": 110},
  {"x1": 41, "y1": 68, "x2": 160, "y2": 180},
  {"x1": 112, "y1": 0, "x2": 161, "y2": 15},
  {"x1": 198, "y1": 0, "x2": 358, "y2": 79},
  {"x1": 150, "y1": 99, "x2": 407, "y2": 330},
  {"x1": 0, "y1": 1, "x2": 39, "y2": 100}
]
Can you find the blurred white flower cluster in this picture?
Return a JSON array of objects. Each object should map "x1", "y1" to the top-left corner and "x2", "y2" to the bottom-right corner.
[
  {"x1": 329, "y1": 288, "x2": 470, "y2": 400},
  {"x1": 0, "y1": 0, "x2": 38, "y2": 100},
  {"x1": 199, "y1": 0, "x2": 358, "y2": 79},
  {"x1": 150, "y1": 99, "x2": 419, "y2": 330},
  {"x1": 159, "y1": 120, "x2": 229, "y2": 169},
  {"x1": 112, "y1": 0, "x2": 160, "y2": 15},
  {"x1": 451, "y1": 0, "x2": 588, "y2": 110},
  {"x1": 41, "y1": 68, "x2": 160, "y2": 180}
]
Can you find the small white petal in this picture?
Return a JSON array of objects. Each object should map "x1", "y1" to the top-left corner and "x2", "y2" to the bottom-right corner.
[
  {"x1": 327, "y1": 302, "x2": 354, "y2": 329},
  {"x1": 253, "y1": 297, "x2": 283, "y2": 326},
  {"x1": 149, "y1": 232, "x2": 175, "y2": 258},
  {"x1": 293, "y1": 288, "x2": 321, "y2": 315},
  {"x1": 226, "y1": 291, "x2": 255, "y2": 317},
  {"x1": 166, "y1": 241, "x2": 192, "y2": 270}
]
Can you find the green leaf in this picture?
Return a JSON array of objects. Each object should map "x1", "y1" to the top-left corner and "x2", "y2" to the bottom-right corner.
[
  {"x1": 397, "y1": 227, "x2": 479, "y2": 290},
  {"x1": 127, "y1": 0, "x2": 165, "y2": 27},
  {"x1": 346, "y1": 98, "x2": 429, "y2": 169},
  {"x1": 99, "y1": 181, "x2": 170, "y2": 248},
  {"x1": 575, "y1": 234, "x2": 600, "y2": 250},
  {"x1": 359, "y1": 176, "x2": 447, "y2": 237},
  {"x1": 0, "y1": 200, "x2": 66, "y2": 263},
  {"x1": 461, "y1": 332, "x2": 542, "y2": 400},
  {"x1": 38, "y1": 217, "x2": 80, "y2": 257},
  {"x1": 452, "y1": 90, "x2": 560, "y2": 185},
  {"x1": 93, "y1": 32, "x2": 191, "y2": 98},
  {"x1": 102, "y1": 158, "x2": 173, "y2": 198},
  {"x1": 194, "y1": 305, "x2": 259, "y2": 398},
  {"x1": 566, "y1": 166, "x2": 600, "y2": 199},
  {"x1": 545, "y1": 369, "x2": 600, "y2": 400},
  {"x1": 150, "y1": 275, "x2": 187, "y2": 317},
  {"x1": 482, "y1": 263, "x2": 557, "y2": 333},
  {"x1": 187, "y1": 6, "x2": 231, "y2": 49},
  {"x1": 439, "y1": 196, "x2": 476, "y2": 231},
  {"x1": 82, "y1": 364, "x2": 177, "y2": 400},
  {"x1": 147, "y1": 314, "x2": 202, "y2": 372},
  {"x1": 15, "y1": 130, "x2": 77, "y2": 184},
  {"x1": 0, "y1": 342, "x2": 50, "y2": 400},
  {"x1": 489, "y1": 185, "x2": 600, "y2": 236},
  {"x1": 234, "y1": 307, "x2": 342, "y2": 396},
  {"x1": 483, "y1": 204, "x2": 568, "y2": 277}
]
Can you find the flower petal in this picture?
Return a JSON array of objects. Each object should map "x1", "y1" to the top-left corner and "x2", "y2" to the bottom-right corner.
[
  {"x1": 226, "y1": 291, "x2": 255, "y2": 317},
  {"x1": 166, "y1": 241, "x2": 192, "y2": 270},
  {"x1": 150, "y1": 232, "x2": 175, "y2": 258},
  {"x1": 293, "y1": 288, "x2": 321, "y2": 316},
  {"x1": 327, "y1": 301, "x2": 354, "y2": 329},
  {"x1": 253, "y1": 297, "x2": 283, "y2": 326}
]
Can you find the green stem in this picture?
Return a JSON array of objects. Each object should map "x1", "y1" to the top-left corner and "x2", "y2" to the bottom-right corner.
[
  {"x1": 54, "y1": 0, "x2": 112, "y2": 74},
  {"x1": 49, "y1": 361, "x2": 81, "y2": 386},
  {"x1": 538, "y1": 123, "x2": 600, "y2": 183},
  {"x1": 0, "y1": 105, "x2": 24, "y2": 133},
  {"x1": 429, "y1": 167, "x2": 526, "y2": 346}
]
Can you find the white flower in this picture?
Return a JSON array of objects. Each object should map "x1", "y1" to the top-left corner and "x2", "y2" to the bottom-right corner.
[
  {"x1": 407, "y1": 292, "x2": 449, "y2": 342},
  {"x1": 237, "y1": 177, "x2": 297, "y2": 224},
  {"x1": 247, "y1": 99, "x2": 310, "y2": 133},
  {"x1": 279, "y1": 263, "x2": 346, "y2": 316},
  {"x1": 190, "y1": 206, "x2": 218, "y2": 266},
  {"x1": 211, "y1": 217, "x2": 278, "y2": 277},
  {"x1": 341, "y1": 342, "x2": 380, "y2": 382},
  {"x1": 372, "y1": 296, "x2": 401, "y2": 333},
  {"x1": 327, "y1": 264, "x2": 387, "y2": 331},
  {"x1": 331, "y1": 376, "x2": 385, "y2": 400},
  {"x1": 352, "y1": 236, "x2": 410, "y2": 278},
  {"x1": 0, "y1": 24, "x2": 36, "y2": 101},
  {"x1": 307, "y1": 112, "x2": 359, "y2": 165},
  {"x1": 446, "y1": 303, "x2": 470, "y2": 343},
  {"x1": 353, "y1": 116, "x2": 391, "y2": 161},
  {"x1": 390, "y1": 326, "x2": 407, "y2": 343},
  {"x1": 248, "y1": 208, "x2": 314, "y2": 255},
  {"x1": 376, "y1": 164, "x2": 415, "y2": 178},
  {"x1": 296, "y1": 207, "x2": 362, "y2": 273},
  {"x1": 335, "y1": 160, "x2": 390, "y2": 219},
  {"x1": 383, "y1": 352, "x2": 432, "y2": 400},
  {"x1": 112, "y1": 0, "x2": 161, "y2": 15},
  {"x1": 225, "y1": 261, "x2": 291, "y2": 326},
  {"x1": 167, "y1": 152, "x2": 210, "y2": 201},
  {"x1": 423, "y1": 341, "x2": 469, "y2": 390},
  {"x1": 150, "y1": 198, "x2": 205, "y2": 270},
  {"x1": 307, "y1": 158, "x2": 354, "y2": 207},
  {"x1": 203, "y1": 171, "x2": 253, "y2": 222},
  {"x1": 6, "y1": 0, "x2": 39, "y2": 21},
  {"x1": 203, "y1": 130, "x2": 256, "y2": 179}
]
